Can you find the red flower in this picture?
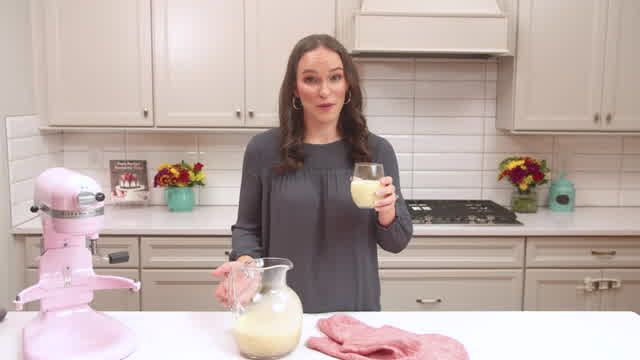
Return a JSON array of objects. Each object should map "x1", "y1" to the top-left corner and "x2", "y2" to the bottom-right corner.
[{"x1": 194, "y1": 162, "x2": 204, "y2": 172}]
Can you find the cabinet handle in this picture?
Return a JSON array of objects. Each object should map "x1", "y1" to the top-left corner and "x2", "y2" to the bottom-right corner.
[
  {"x1": 593, "y1": 113, "x2": 600, "y2": 123},
  {"x1": 248, "y1": 110, "x2": 254, "y2": 118},
  {"x1": 235, "y1": 109, "x2": 241, "y2": 118},
  {"x1": 224, "y1": 250, "x2": 230, "y2": 256},
  {"x1": 591, "y1": 250, "x2": 616, "y2": 256},
  {"x1": 416, "y1": 298, "x2": 442, "y2": 304},
  {"x1": 606, "y1": 113, "x2": 612, "y2": 124},
  {"x1": 143, "y1": 108, "x2": 149, "y2": 118}
]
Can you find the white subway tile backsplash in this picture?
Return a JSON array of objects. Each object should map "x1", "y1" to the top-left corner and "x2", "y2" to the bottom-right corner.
[
  {"x1": 486, "y1": 62, "x2": 498, "y2": 81},
  {"x1": 415, "y1": 61, "x2": 485, "y2": 81},
  {"x1": 10, "y1": 178, "x2": 35, "y2": 206},
  {"x1": 555, "y1": 136, "x2": 623, "y2": 154},
  {"x1": 200, "y1": 187, "x2": 241, "y2": 205},
  {"x1": 414, "y1": 81, "x2": 485, "y2": 99},
  {"x1": 63, "y1": 151, "x2": 90, "y2": 169},
  {"x1": 6, "y1": 115, "x2": 42, "y2": 139},
  {"x1": 356, "y1": 59, "x2": 414, "y2": 80},
  {"x1": 381, "y1": 135, "x2": 413, "y2": 153},
  {"x1": 569, "y1": 154, "x2": 622, "y2": 172},
  {"x1": 485, "y1": 81, "x2": 497, "y2": 99},
  {"x1": 484, "y1": 135, "x2": 553, "y2": 154},
  {"x1": 9, "y1": 154, "x2": 52, "y2": 183},
  {"x1": 414, "y1": 153, "x2": 483, "y2": 171},
  {"x1": 63, "y1": 132, "x2": 125, "y2": 152},
  {"x1": 365, "y1": 98, "x2": 413, "y2": 117},
  {"x1": 482, "y1": 171, "x2": 511, "y2": 189},
  {"x1": 361, "y1": 80, "x2": 414, "y2": 99},
  {"x1": 396, "y1": 153, "x2": 413, "y2": 171},
  {"x1": 621, "y1": 172, "x2": 640, "y2": 189},
  {"x1": 483, "y1": 153, "x2": 552, "y2": 170},
  {"x1": 201, "y1": 152, "x2": 245, "y2": 170},
  {"x1": 575, "y1": 189, "x2": 619, "y2": 207},
  {"x1": 127, "y1": 133, "x2": 196, "y2": 152},
  {"x1": 413, "y1": 188, "x2": 482, "y2": 200},
  {"x1": 8, "y1": 134, "x2": 62, "y2": 161},
  {"x1": 367, "y1": 116, "x2": 413, "y2": 135},
  {"x1": 619, "y1": 190, "x2": 640, "y2": 206},
  {"x1": 414, "y1": 117, "x2": 484, "y2": 135},
  {"x1": 414, "y1": 135, "x2": 483, "y2": 153},
  {"x1": 414, "y1": 171, "x2": 482, "y2": 188},
  {"x1": 205, "y1": 170, "x2": 242, "y2": 188},
  {"x1": 399, "y1": 171, "x2": 412, "y2": 189},
  {"x1": 567, "y1": 172, "x2": 620, "y2": 189},
  {"x1": 12, "y1": 200, "x2": 35, "y2": 227},
  {"x1": 623, "y1": 137, "x2": 640, "y2": 154},
  {"x1": 415, "y1": 99, "x2": 485, "y2": 117},
  {"x1": 484, "y1": 99, "x2": 496, "y2": 117},
  {"x1": 198, "y1": 134, "x2": 252, "y2": 152},
  {"x1": 622, "y1": 155, "x2": 640, "y2": 171}
]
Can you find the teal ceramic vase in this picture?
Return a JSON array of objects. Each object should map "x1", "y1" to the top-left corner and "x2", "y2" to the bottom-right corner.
[
  {"x1": 511, "y1": 188, "x2": 538, "y2": 213},
  {"x1": 165, "y1": 187, "x2": 195, "y2": 212},
  {"x1": 548, "y1": 173, "x2": 576, "y2": 212}
]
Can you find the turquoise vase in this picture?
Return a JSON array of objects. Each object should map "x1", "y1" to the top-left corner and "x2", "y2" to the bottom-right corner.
[{"x1": 165, "y1": 187, "x2": 195, "y2": 212}]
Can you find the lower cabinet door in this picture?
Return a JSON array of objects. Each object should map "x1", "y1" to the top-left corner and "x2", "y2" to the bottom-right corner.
[
  {"x1": 140, "y1": 269, "x2": 225, "y2": 311},
  {"x1": 524, "y1": 269, "x2": 603, "y2": 310},
  {"x1": 379, "y1": 269, "x2": 523, "y2": 311},
  {"x1": 25, "y1": 268, "x2": 141, "y2": 311},
  {"x1": 601, "y1": 269, "x2": 640, "y2": 313}
]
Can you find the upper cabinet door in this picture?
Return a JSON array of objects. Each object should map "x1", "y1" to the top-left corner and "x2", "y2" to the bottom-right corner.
[
  {"x1": 244, "y1": 0, "x2": 336, "y2": 127},
  {"x1": 153, "y1": 0, "x2": 245, "y2": 127},
  {"x1": 601, "y1": 0, "x2": 640, "y2": 131},
  {"x1": 45, "y1": 0, "x2": 153, "y2": 126},
  {"x1": 514, "y1": 0, "x2": 608, "y2": 130}
]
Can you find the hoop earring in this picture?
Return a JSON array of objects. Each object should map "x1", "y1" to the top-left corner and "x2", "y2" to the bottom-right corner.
[
  {"x1": 292, "y1": 96, "x2": 301, "y2": 110},
  {"x1": 344, "y1": 90, "x2": 352, "y2": 105}
]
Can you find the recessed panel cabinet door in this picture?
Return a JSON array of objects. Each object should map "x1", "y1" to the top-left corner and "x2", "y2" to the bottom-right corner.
[
  {"x1": 244, "y1": 0, "x2": 336, "y2": 127},
  {"x1": 25, "y1": 269, "x2": 141, "y2": 311},
  {"x1": 45, "y1": 0, "x2": 153, "y2": 126},
  {"x1": 153, "y1": 0, "x2": 245, "y2": 127},
  {"x1": 601, "y1": 269, "x2": 640, "y2": 313},
  {"x1": 514, "y1": 0, "x2": 608, "y2": 130},
  {"x1": 524, "y1": 269, "x2": 602, "y2": 310},
  {"x1": 601, "y1": 0, "x2": 640, "y2": 131},
  {"x1": 141, "y1": 269, "x2": 225, "y2": 311}
]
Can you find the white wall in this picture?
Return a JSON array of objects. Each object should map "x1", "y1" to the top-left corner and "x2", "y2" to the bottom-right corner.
[{"x1": 1, "y1": 0, "x2": 38, "y2": 307}]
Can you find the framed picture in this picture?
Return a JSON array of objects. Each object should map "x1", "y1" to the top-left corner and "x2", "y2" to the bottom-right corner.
[{"x1": 109, "y1": 160, "x2": 150, "y2": 205}]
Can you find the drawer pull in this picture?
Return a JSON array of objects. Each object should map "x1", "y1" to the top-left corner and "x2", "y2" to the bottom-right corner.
[
  {"x1": 224, "y1": 251, "x2": 230, "y2": 256},
  {"x1": 416, "y1": 298, "x2": 442, "y2": 304},
  {"x1": 591, "y1": 250, "x2": 616, "y2": 256}
]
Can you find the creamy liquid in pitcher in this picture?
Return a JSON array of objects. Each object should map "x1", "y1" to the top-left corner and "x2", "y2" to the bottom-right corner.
[
  {"x1": 232, "y1": 288, "x2": 303, "y2": 359},
  {"x1": 350, "y1": 179, "x2": 383, "y2": 208}
]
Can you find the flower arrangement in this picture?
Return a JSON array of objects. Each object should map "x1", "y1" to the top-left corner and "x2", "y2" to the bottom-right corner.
[
  {"x1": 153, "y1": 161, "x2": 206, "y2": 188},
  {"x1": 498, "y1": 156, "x2": 550, "y2": 193}
]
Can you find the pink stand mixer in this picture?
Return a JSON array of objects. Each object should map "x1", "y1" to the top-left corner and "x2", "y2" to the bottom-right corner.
[{"x1": 14, "y1": 167, "x2": 141, "y2": 360}]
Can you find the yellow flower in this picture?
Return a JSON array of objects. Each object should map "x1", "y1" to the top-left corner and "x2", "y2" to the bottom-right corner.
[
  {"x1": 194, "y1": 172, "x2": 206, "y2": 182},
  {"x1": 506, "y1": 160, "x2": 524, "y2": 170},
  {"x1": 157, "y1": 163, "x2": 171, "y2": 171},
  {"x1": 525, "y1": 175, "x2": 533, "y2": 184},
  {"x1": 519, "y1": 182, "x2": 528, "y2": 191},
  {"x1": 169, "y1": 168, "x2": 179, "y2": 177}
]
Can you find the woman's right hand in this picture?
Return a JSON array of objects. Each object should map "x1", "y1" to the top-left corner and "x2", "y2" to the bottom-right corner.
[{"x1": 212, "y1": 256, "x2": 259, "y2": 308}]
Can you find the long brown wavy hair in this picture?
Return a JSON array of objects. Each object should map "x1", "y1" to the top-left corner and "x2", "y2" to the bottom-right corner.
[{"x1": 275, "y1": 34, "x2": 370, "y2": 174}]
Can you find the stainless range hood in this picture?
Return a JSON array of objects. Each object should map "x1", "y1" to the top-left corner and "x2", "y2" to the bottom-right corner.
[{"x1": 337, "y1": 0, "x2": 513, "y2": 56}]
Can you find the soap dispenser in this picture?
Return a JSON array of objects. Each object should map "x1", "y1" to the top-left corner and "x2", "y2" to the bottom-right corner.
[{"x1": 548, "y1": 173, "x2": 575, "y2": 212}]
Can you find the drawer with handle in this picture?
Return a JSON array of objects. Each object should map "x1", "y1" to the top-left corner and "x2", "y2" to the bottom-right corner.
[
  {"x1": 526, "y1": 237, "x2": 640, "y2": 268},
  {"x1": 379, "y1": 269, "x2": 523, "y2": 311},
  {"x1": 141, "y1": 237, "x2": 231, "y2": 268}
]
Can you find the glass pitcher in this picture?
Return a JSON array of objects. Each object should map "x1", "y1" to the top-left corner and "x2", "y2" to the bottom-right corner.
[{"x1": 227, "y1": 257, "x2": 303, "y2": 359}]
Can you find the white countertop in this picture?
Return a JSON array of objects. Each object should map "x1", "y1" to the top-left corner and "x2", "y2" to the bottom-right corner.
[
  {"x1": 1, "y1": 311, "x2": 639, "y2": 359},
  {"x1": 12, "y1": 205, "x2": 640, "y2": 236}
]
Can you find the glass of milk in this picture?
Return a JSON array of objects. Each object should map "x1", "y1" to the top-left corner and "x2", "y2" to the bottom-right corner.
[{"x1": 350, "y1": 162, "x2": 385, "y2": 209}]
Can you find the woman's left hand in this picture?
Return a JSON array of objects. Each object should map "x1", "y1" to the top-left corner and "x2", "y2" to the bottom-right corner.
[{"x1": 374, "y1": 176, "x2": 397, "y2": 227}]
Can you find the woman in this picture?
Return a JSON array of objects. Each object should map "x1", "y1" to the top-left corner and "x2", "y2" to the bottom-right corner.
[{"x1": 213, "y1": 34, "x2": 413, "y2": 313}]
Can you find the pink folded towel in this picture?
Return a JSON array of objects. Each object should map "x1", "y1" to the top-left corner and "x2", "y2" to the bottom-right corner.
[{"x1": 306, "y1": 314, "x2": 469, "y2": 360}]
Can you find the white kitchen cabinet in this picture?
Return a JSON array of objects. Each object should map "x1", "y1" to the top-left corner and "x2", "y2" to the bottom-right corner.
[
  {"x1": 524, "y1": 269, "x2": 603, "y2": 311},
  {"x1": 140, "y1": 236, "x2": 230, "y2": 268},
  {"x1": 44, "y1": 0, "x2": 153, "y2": 126},
  {"x1": 140, "y1": 269, "x2": 225, "y2": 311},
  {"x1": 153, "y1": 0, "x2": 336, "y2": 127},
  {"x1": 380, "y1": 269, "x2": 523, "y2": 311},
  {"x1": 497, "y1": 0, "x2": 640, "y2": 132},
  {"x1": 24, "y1": 268, "x2": 140, "y2": 311},
  {"x1": 600, "y1": 269, "x2": 640, "y2": 313}
]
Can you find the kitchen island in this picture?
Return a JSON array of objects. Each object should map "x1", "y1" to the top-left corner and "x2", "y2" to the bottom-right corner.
[{"x1": 1, "y1": 311, "x2": 639, "y2": 359}]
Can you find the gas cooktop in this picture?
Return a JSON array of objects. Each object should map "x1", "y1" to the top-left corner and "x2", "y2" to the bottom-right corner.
[{"x1": 406, "y1": 199, "x2": 522, "y2": 225}]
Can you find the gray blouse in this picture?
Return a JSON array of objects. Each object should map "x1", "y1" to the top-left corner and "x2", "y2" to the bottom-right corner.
[{"x1": 230, "y1": 129, "x2": 413, "y2": 313}]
